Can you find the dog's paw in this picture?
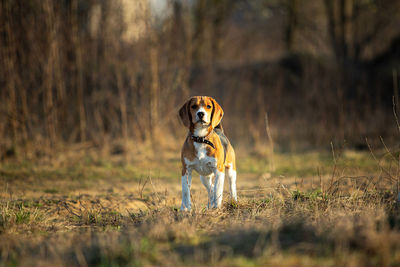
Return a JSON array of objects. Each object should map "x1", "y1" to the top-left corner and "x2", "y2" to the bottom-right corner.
[{"x1": 180, "y1": 204, "x2": 192, "y2": 211}]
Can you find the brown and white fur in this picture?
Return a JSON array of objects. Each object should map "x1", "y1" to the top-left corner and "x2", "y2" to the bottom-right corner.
[{"x1": 179, "y1": 96, "x2": 237, "y2": 210}]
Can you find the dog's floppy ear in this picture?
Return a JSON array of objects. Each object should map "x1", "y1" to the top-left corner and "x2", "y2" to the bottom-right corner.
[
  {"x1": 179, "y1": 98, "x2": 192, "y2": 128},
  {"x1": 210, "y1": 97, "x2": 224, "y2": 129}
]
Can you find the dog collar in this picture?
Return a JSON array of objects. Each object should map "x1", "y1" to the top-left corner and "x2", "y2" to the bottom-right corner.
[{"x1": 191, "y1": 135, "x2": 215, "y2": 149}]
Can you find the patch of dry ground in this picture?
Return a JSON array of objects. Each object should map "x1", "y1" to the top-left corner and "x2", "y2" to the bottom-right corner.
[{"x1": 1, "y1": 149, "x2": 400, "y2": 266}]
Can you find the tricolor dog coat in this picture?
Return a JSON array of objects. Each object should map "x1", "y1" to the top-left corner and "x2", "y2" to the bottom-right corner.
[{"x1": 179, "y1": 96, "x2": 237, "y2": 210}]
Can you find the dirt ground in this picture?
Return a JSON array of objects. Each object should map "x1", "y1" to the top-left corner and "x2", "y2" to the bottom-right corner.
[{"x1": 1, "y1": 149, "x2": 400, "y2": 266}]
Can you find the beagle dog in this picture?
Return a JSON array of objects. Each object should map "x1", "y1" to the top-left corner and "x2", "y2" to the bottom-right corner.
[{"x1": 179, "y1": 96, "x2": 237, "y2": 210}]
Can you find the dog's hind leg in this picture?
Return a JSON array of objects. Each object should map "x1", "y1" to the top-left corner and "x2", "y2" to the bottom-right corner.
[{"x1": 226, "y1": 163, "x2": 237, "y2": 202}]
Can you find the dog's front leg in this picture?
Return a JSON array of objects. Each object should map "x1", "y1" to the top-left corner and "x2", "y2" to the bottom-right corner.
[
  {"x1": 212, "y1": 170, "x2": 225, "y2": 208},
  {"x1": 181, "y1": 168, "x2": 193, "y2": 211},
  {"x1": 200, "y1": 174, "x2": 214, "y2": 208}
]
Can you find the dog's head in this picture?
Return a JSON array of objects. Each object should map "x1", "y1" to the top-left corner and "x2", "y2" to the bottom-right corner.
[{"x1": 179, "y1": 96, "x2": 224, "y2": 130}]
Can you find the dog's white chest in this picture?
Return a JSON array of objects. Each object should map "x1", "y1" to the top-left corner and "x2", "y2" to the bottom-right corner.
[{"x1": 184, "y1": 143, "x2": 217, "y2": 176}]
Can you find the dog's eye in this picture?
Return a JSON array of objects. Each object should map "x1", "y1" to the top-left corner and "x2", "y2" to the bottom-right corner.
[
  {"x1": 191, "y1": 105, "x2": 198, "y2": 109},
  {"x1": 206, "y1": 105, "x2": 211, "y2": 109}
]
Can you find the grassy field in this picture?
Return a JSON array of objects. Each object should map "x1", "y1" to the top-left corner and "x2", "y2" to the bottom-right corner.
[{"x1": 1, "y1": 145, "x2": 400, "y2": 266}]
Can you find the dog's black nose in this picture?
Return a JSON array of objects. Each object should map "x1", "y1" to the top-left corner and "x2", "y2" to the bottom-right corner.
[{"x1": 197, "y1": 112, "x2": 204, "y2": 119}]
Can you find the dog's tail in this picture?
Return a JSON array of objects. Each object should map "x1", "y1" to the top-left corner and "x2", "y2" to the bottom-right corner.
[{"x1": 214, "y1": 124, "x2": 229, "y2": 163}]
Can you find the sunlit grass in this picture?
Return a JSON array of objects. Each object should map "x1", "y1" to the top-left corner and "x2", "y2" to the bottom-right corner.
[
  {"x1": 0, "y1": 149, "x2": 399, "y2": 266},
  {"x1": 238, "y1": 150, "x2": 391, "y2": 177}
]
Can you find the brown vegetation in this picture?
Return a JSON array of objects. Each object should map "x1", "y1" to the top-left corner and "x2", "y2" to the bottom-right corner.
[
  {"x1": 1, "y1": 146, "x2": 400, "y2": 266},
  {"x1": 1, "y1": 0, "x2": 400, "y2": 266},
  {"x1": 1, "y1": 0, "x2": 400, "y2": 157}
]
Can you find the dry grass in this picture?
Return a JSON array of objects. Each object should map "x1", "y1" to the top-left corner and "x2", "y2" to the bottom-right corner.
[{"x1": 0, "y1": 146, "x2": 400, "y2": 266}]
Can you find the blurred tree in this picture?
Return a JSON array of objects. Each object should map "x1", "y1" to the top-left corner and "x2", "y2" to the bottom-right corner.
[
  {"x1": 1, "y1": 0, "x2": 400, "y2": 155},
  {"x1": 324, "y1": 0, "x2": 400, "y2": 65},
  {"x1": 192, "y1": 0, "x2": 236, "y2": 66},
  {"x1": 285, "y1": 0, "x2": 299, "y2": 52}
]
